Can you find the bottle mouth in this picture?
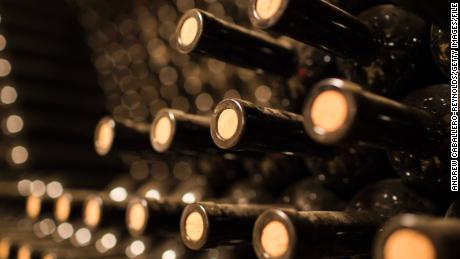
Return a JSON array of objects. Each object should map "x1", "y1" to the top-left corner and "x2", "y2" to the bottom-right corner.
[
  {"x1": 260, "y1": 220, "x2": 290, "y2": 258},
  {"x1": 17, "y1": 245, "x2": 31, "y2": 259},
  {"x1": 176, "y1": 9, "x2": 203, "y2": 53},
  {"x1": 184, "y1": 211, "x2": 205, "y2": 241},
  {"x1": 150, "y1": 109, "x2": 175, "y2": 153},
  {"x1": 0, "y1": 238, "x2": 11, "y2": 259},
  {"x1": 94, "y1": 117, "x2": 115, "y2": 156},
  {"x1": 83, "y1": 195, "x2": 102, "y2": 228},
  {"x1": 253, "y1": 209, "x2": 294, "y2": 259},
  {"x1": 383, "y1": 228, "x2": 436, "y2": 259},
  {"x1": 210, "y1": 99, "x2": 245, "y2": 149},
  {"x1": 55, "y1": 193, "x2": 72, "y2": 222},
  {"x1": 216, "y1": 109, "x2": 239, "y2": 141},
  {"x1": 179, "y1": 17, "x2": 199, "y2": 47},
  {"x1": 249, "y1": 0, "x2": 288, "y2": 29},
  {"x1": 126, "y1": 198, "x2": 149, "y2": 236},
  {"x1": 43, "y1": 253, "x2": 57, "y2": 259},
  {"x1": 309, "y1": 89, "x2": 349, "y2": 135},
  {"x1": 303, "y1": 78, "x2": 358, "y2": 145},
  {"x1": 180, "y1": 204, "x2": 209, "y2": 250},
  {"x1": 26, "y1": 195, "x2": 42, "y2": 219},
  {"x1": 254, "y1": 0, "x2": 283, "y2": 20}
]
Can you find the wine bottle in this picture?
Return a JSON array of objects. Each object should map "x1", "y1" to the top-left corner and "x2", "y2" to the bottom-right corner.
[
  {"x1": 210, "y1": 98, "x2": 328, "y2": 155},
  {"x1": 249, "y1": 1, "x2": 440, "y2": 97},
  {"x1": 0, "y1": 235, "x2": 18, "y2": 259},
  {"x1": 211, "y1": 98, "x2": 391, "y2": 194},
  {"x1": 180, "y1": 178, "x2": 347, "y2": 250},
  {"x1": 430, "y1": 24, "x2": 450, "y2": 77},
  {"x1": 126, "y1": 175, "x2": 274, "y2": 238},
  {"x1": 180, "y1": 202, "x2": 294, "y2": 250},
  {"x1": 93, "y1": 116, "x2": 151, "y2": 157},
  {"x1": 150, "y1": 108, "x2": 217, "y2": 155},
  {"x1": 303, "y1": 78, "x2": 450, "y2": 194},
  {"x1": 0, "y1": 235, "x2": 41, "y2": 259},
  {"x1": 15, "y1": 238, "x2": 69, "y2": 259},
  {"x1": 389, "y1": 1, "x2": 450, "y2": 77},
  {"x1": 252, "y1": 179, "x2": 437, "y2": 258},
  {"x1": 126, "y1": 197, "x2": 186, "y2": 237},
  {"x1": 373, "y1": 214, "x2": 460, "y2": 259},
  {"x1": 175, "y1": 8, "x2": 298, "y2": 77},
  {"x1": 82, "y1": 192, "x2": 128, "y2": 230},
  {"x1": 125, "y1": 174, "x2": 222, "y2": 237},
  {"x1": 25, "y1": 194, "x2": 54, "y2": 221},
  {"x1": 175, "y1": 9, "x2": 338, "y2": 112},
  {"x1": 80, "y1": 175, "x2": 143, "y2": 230},
  {"x1": 54, "y1": 190, "x2": 87, "y2": 223}
]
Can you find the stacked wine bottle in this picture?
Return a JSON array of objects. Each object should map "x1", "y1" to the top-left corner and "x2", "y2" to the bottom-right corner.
[{"x1": 0, "y1": 0, "x2": 455, "y2": 258}]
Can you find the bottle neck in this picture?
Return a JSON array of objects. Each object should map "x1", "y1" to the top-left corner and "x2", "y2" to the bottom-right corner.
[
  {"x1": 251, "y1": 0, "x2": 377, "y2": 61},
  {"x1": 177, "y1": 9, "x2": 298, "y2": 77},
  {"x1": 211, "y1": 99, "x2": 331, "y2": 156},
  {"x1": 304, "y1": 80, "x2": 436, "y2": 151}
]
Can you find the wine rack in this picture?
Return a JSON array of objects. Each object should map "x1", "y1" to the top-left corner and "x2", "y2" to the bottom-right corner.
[{"x1": 0, "y1": 0, "x2": 455, "y2": 259}]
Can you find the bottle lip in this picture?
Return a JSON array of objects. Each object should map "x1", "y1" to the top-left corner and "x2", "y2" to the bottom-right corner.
[
  {"x1": 55, "y1": 192, "x2": 72, "y2": 223},
  {"x1": 17, "y1": 244, "x2": 32, "y2": 259},
  {"x1": 248, "y1": 0, "x2": 289, "y2": 29},
  {"x1": 83, "y1": 194, "x2": 103, "y2": 229},
  {"x1": 383, "y1": 228, "x2": 436, "y2": 259},
  {"x1": 253, "y1": 209, "x2": 295, "y2": 259},
  {"x1": 150, "y1": 108, "x2": 177, "y2": 153},
  {"x1": 43, "y1": 252, "x2": 57, "y2": 259},
  {"x1": 180, "y1": 203, "x2": 210, "y2": 250},
  {"x1": 175, "y1": 9, "x2": 204, "y2": 54},
  {"x1": 373, "y1": 214, "x2": 439, "y2": 259},
  {"x1": 0, "y1": 237, "x2": 11, "y2": 259},
  {"x1": 26, "y1": 194, "x2": 42, "y2": 220},
  {"x1": 93, "y1": 116, "x2": 116, "y2": 156},
  {"x1": 210, "y1": 98, "x2": 245, "y2": 150},
  {"x1": 303, "y1": 78, "x2": 358, "y2": 145},
  {"x1": 126, "y1": 197, "x2": 149, "y2": 237}
]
